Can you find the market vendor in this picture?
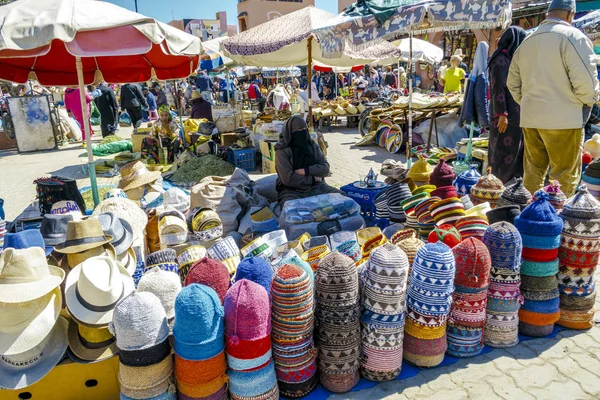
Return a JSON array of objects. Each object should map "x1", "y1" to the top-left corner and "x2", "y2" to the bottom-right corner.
[
  {"x1": 142, "y1": 105, "x2": 182, "y2": 163},
  {"x1": 442, "y1": 55, "x2": 466, "y2": 93},
  {"x1": 275, "y1": 116, "x2": 344, "y2": 206},
  {"x1": 322, "y1": 86, "x2": 335, "y2": 101},
  {"x1": 189, "y1": 91, "x2": 213, "y2": 121}
]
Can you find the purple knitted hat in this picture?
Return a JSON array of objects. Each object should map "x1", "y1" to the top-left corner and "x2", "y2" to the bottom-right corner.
[
  {"x1": 224, "y1": 279, "x2": 271, "y2": 341},
  {"x1": 430, "y1": 159, "x2": 456, "y2": 188}
]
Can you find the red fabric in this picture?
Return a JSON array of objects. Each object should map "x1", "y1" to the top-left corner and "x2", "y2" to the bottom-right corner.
[
  {"x1": 247, "y1": 84, "x2": 260, "y2": 99},
  {"x1": 313, "y1": 65, "x2": 364, "y2": 73},
  {"x1": 225, "y1": 334, "x2": 272, "y2": 360},
  {"x1": 522, "y1": 247, "x2": 559, "y2": 263},
  {"x1": 64, "y1": 88, "x2": 93, "y2": 139}
]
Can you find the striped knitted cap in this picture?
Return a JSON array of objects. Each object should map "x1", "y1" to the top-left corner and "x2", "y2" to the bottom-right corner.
[
  {"x1": 455, "y1": 216, "x2": 489, "y2": 241},
  {"x1": 430, "y1": 159, "x2": 456, "y2": 188},
  {"x1": 146, "y1": 249, "x2": 177, "y2": 266},
  {"x1": 400, "y1": 192, "x2": 429, "y2": 213},
  {"x1": 470, "y1": 168, "x2": 505, "y2": 205},
  {"x1": 429, "y1": 197, "x2": 466, "y2": 226},
  {"x1": 515, "y1": 191, "x2": 563, "y2": 237},
  {"x1": 497, "y1": 178, "x2": 532, "y2": 209},
  {"x1": 452, "y1": 237, "x2": 492, "y2": 289},
  {"x1": 397, "y1": 236, "x2": 424, "y2": 265},
  {"x1": 533, "y1": 181, "x2": 567, "y2": 211}
]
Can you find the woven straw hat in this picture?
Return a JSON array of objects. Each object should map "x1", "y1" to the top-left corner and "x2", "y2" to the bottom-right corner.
[
  {"x1": 0, "y1": 247, "x2": 65, "y2": 303},
  {"x1": 0, "y1": 316, "x2": 68, "y2": 390},
  {"x1": 0, "y1": 287, "x2": 61, "y2": 356},
  {"x1": 118, "y1": 161, "x2": 162, "y2": 192},
  {"x1": 67, "y1": 318, "x2": 117, "y2": 362},
  {"x1": 119, "y1": 357, "x2": 174, "y2": 399},
  {"x1": 54, "y1": 218, "x2": 112, "y2": 254},
  {"x1": 138, "y1": 268, "x2": 182, "y2": 320},
  {"x1": 66, "y1": 243, "x2": 116, "y2": 270},
  {"x1": 92, "y1": 198, "x2": 149, "y2": 242},
  {"x1": 65, "y1": 256, "x2": 134, "y2": 326}
]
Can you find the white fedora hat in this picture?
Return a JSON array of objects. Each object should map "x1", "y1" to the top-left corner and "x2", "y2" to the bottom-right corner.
[
  {"x1": 0, "y1": 316, "x2": 68, "y2": 390},
  {"x1": 0, "y1": 288, "x2": 61, "y2": 356},
  {"x1": 117, "y1": 247, "x2": 137, "y2": 276},
  {"x1": 65, "y1": 257, "x2": 134, "y2": 327},
  {"x1": 0, "y1": 248, "x2": 65, "y2": 303}
]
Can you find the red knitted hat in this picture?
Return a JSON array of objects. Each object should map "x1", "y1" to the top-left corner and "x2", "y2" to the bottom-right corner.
[
  {"x1": 430, "y1": 185, "x2": 458, "y2": 200},
  {"x1": 184, "y1": 257, "x2": 230, "y2": 304},
  {"x1": 430, "y1": 159, "x2": 456, "y2": 188},
  {"x1": 427, "y1": 224, "x2": 461, "y2": 248},
  {"x1": 452, "y1": 237, "x2": 491, "y2": 289}
]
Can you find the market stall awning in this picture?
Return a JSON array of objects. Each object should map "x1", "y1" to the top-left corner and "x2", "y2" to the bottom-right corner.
[
  {"x1": 574, "y1": 9, "x2": 600, "y2": 39},
  {"x1": 314, "y1": 0, "x2": 513, "y2": 58},
  {"x1": 261, "y1": 67, "x2": 301, "y2": 78},
  {"x1": 200, "y1": 36, "x2": 234, "y2": 71},
  {"x1": 376, "y1": 37, "x2": 444, "y2": 66},
  {"x1": 221, "y1": 6, "x2": 400, "y2": 67}
]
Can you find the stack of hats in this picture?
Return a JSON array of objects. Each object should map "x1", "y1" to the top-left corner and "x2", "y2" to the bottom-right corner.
[
  {"x1": 110, "y1": 292, "x2": 174, "y2": 400},
  {"x1": 235, "y1": 256, "x2": 273, "y2": 294},
  {"x1": 173, "y1": 284, "x2": 228, "y2": 400},
  {"x1": 374, "y1": 190, "x2": 390, "y2": 220},
  {"x1": 412, "y1": 185, "x2": 436, "y2": 196},
  {"x1": 453, "y1": 165, "x2": 481, "y2": 196},
  {"x1": 146, "y1": 249, "x2": 180, "y2": 280},
  {"x1": 360, "y1": 244, "x2": 409, "y2": 381},
  {"x1": 137, "y1": 268, "x2": 182, "y2": 329},
  {"x1": 3, "y1": 230, "x2": 53, "y2": 258},
  {"x1": 533, "y1": 181, "x2": 567, "y2": 211},
  {"x1": 188, "y1": 208, "x2": 224, "y2": 244},
  {"x1": 470, "y1": 167, "x2": 505, "y2": 209},
  {"x1": 251, "y1": 206, "x2": 279, "y2": 234},
  {"x1": 414, "y1": 197, "x2": 441, "y2": 239},
  {"x1": 557, "y1": 186, "x2": 600, "y2": 329},
  {"x1": 407, "y1": 155, "x2": 433, "y2": 185},
  {"x1": 429, "y1": 197, "x2": 466, "y2": 226},
  {"x1": 185, "y1": 258, "x2": 230, "y2": 304},
  {"x1": 176, "y1": 245, "x2": 207, "y2": 284},
  {"x1": 315, "y1": 253, "x2": 361, "y2": 393},
  {"x1": 582, "y1": 158, "x2": 600, "y2": 199},
  {"x1": 0, "y1": 248, "x2": 68, "y2": 390},
  {"x1": 496, "y1": 178, "x2": 532, "y2": 210},
  {"x1": 447, "y1": 238, "x2": 491, "y2": 358},
  {"x1": 225, "y1": 279, "x2": 278, "y2": 400},
  {"x1": 455, "y1": 215, "x2": 489, "y2": 241},
  {"x1": 515, "y1": 191, "x2": 563, "y2": 337},
  {"x1": 208, "y1": 236, "x2": 241, "y2": 280},
  {"x1": 385, "y1": 182, "x2": 413, "y2": 221},
  {"x1": 427, "y1": 224, "x2": 461, "y2": 248},
  {"x1": 54, "y1": 218, "x2": 113, "y2": 269},
  {"x1": 241, "y1": 236, "x2": 273, "y2": 261},
  {"x1": 158, "y1": 209, "x2": 188, "y2": 246},
  {"x1": 430, "y1": 159, "x2": 456, "y2": 188},
  {"x1": 271, "y1": 264, "x2": 318, "y2": 397},
  {"x1": 482, "y1": 222, "x2": 523, "y2": 348},
  {"x1": 97, "y1": 212, "x2": 133, "y2": 265},
  {"x1": 400, "y1": 192, "x2": 429, "y2": 231},
  {"x1": 404, "y1": 243, "x2": 455, "y2": 367},
  {"x1": 330, "y1": 231, "x2": 361, "y2": 262},
  {"x1": 118, "y1": 161, "x2": 162, "y2": 199},
  {"x1": 40, "y1": 213, "x2": 73, "y2": 253}
]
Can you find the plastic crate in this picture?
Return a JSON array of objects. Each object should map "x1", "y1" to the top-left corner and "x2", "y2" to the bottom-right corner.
[{"x1": 228, "y1": 148, "x2": 256, "y2": 172}]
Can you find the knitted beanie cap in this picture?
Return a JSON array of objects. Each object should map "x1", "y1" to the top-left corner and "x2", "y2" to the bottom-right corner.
[
  {"x1": 315, "y1": 252, "x2": 358, "y2": 307},
  {"x1": 427, "y1": 224, "x2": 461, "y2": 248},
  {"x1": 407, "y1": 155, "x2": 434, "y2": 182},
  {"x1": 400, "y1": 192, "x2": 429, "y2": 213},
  {"x1": 487, "y1": 205, "x2": 521, "y2": 225},
  {"x1": 514, "y1": 191, "x2": 563, "y2": 237},
  {"x1": 584, "y1": 157, "x2": 600, "y2": 179},
  {"x1": 147, "y1": 248, "x2": 177, "y2": 266},
  {"x1": 184, "y1": 257, "x2": 230, "y2": 304},
  {"x1": 560, "y1": 185, "x2": 600, "y2": 220},
  {"x1": 452, "y1": 237, "x2": 492, "y2": 289},
  {"x1": 412, "y1": 185, "x2": 437, "y2": 196},
  {"x1": 368, "y1": 242, "x2": 410, "y2": 275},
  {"x1": 498, "y1": 177, "x2": 532, "y2": 209},
  {"x1": 224, "y1": 279, "x2": 271, "y2": 341},
  {"x1": 470, "y1": 167, "x2": 505, "y2": 202},
  {"x1": 453, "y1": 165, "x2": 481, "y2": 195},
  {"x1": 109, "y1": 291, "x2": 169, "y2": 352},
  {"x1": 431, "y1": 185, "x2": 459, "y2": 200},
  {"x1": 173, "y1": 284, "x2": 225, "y2": 360},
  {"x1": 137, "y1": 268, "x2": 182, "y2": 320},
  {"x1": 234, "y1": 256, "x2": 274, "y2": 295},
  {"x1": 430, "y1": 159, "x2": 456, "y2": 188},
  {"x1": 397, "y1": 236, "x2": 425, "y2": 266},
  {"x1": 533, "y1": 181, "x2": 567, "y2": 210}
]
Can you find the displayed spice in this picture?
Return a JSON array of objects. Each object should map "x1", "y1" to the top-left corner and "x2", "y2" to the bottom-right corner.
[{"x1": 170, "y1": 155, "x2": 235, "y2": 184}]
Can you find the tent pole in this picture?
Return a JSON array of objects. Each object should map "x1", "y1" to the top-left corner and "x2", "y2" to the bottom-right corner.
[
  {"x1": 307, "y1": 36, "x2": 313, "y2": 130},
  {"x1": 76, "y1": 57, "x2": 99, "y2": 207},
  {"x1": 407, "y1": 32, "x2": 413, "y2": 168},
  {"x1": 226, "y1": 69, "x2": 230, "y2": 104}
]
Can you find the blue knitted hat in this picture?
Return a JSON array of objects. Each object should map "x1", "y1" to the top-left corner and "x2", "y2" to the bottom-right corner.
[
  {"x1": 514, "y1": 191, "x2": 563, "y2": 237},
  {"x1": 228, "y1": 359, "x2": 277, "y2": 398},
  {"x1": 173, "y1": 284, "x2": 224, "y2": 361},
  {"x1": 548, "y1": 0, "x2": 575, "y2": 12},
  {"x1": 234, "y1": 256, "x2": 273, "y2": 294},
  {"x1": 482, "y1": 222, "x2": 522, "y2": 270},
  {"x1": 453, "y1": 165, "x2": 481, "y2": 196}
]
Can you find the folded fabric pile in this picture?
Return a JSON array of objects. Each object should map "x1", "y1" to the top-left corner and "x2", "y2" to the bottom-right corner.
[
  {"x1": 176, "y1": 245, "x2": 206, "y2": 283},
  {"x1": 455, "y1": 215, "x2": 489, "y2": 241},
  {"x1": 110, "y1": 292, "x2": 174, "y2": 400},
  {"x1": 582, "y1": 158, "x2": 600, "y2": 199},
  {"x1": 453, "y1": 165, "x2": 481, "y2": 196},
  {"x1": 533, "y1": 181, "x2": 567, "y2": 212},
  {"x1": 470, "y1": 167, "x2": 505, "y2": 209},
  {"x1": 146, "y1": 248, "x2": 180, "y2": 280},
  {"x1": 404, "y1": 243, "x2": 455, "y2": 367},
  {"x1": 315, "y1": 253, "x2": 361, "y2": 393},
  {"x1": 173, "y1": 284, "x2": 228, "y2": 399},
  {"x1": 207, "y1": 236, "x2": 241, "y2": 280},
  {"x1": 515, "y1": 191, "x2": 563, "y2": 337},
  {"x1": 400, "y1": 192, "x2": 429, "y2": 231},
  {"x1": 360, "y1": 244, "x2": 409, "y2": 381},
  {"x1": 414, "y1": 197, "x2": 441, "y2": 239},
  {"x1": 447, "y1": 238, "x2": 491, "y2": 358},
  {"x1": 225, "y1": 279, "x2": 278, "y2": 400},
  {"x1": 271, "y1": 264, "x2": 318, "y2": 397},
  {"x1": 330, "y1": 231, "x2": 361, "y2": 262},
  {"x1": 557, "y1": 186, "x2": 600, "y2": 329},
  {"x1": 482, "y1": 222, "x2": 523, "y2": 348},
  {"x1": 496, "y1": 178, "x2": 532, "y2": 210}
]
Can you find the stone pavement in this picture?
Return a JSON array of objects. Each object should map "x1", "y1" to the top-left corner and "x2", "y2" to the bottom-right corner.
[{"x1": 1, "y1": 125, "x2": 600, "y2": 400}]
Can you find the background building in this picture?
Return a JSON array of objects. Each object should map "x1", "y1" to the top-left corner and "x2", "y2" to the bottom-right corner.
[
  {"x1": 168, "y1": 12, "x2": 235, "y2": 41},
  {"x1": 237, "y1": 0, "x2": 316, "y2": 32},
  {"x1": 338, "y1": 0, "x2": 354, "y2": 13}
]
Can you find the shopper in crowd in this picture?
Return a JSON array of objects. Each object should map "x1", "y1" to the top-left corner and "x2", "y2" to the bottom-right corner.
[
  {"x1": 275, "y1": 116, "x2": 344, "y2": 206},
  {"x1": 189, "y1": 91, "x2": 213, "y2": 121},
  {"x1": 64, "y1": 86, "x2": 93, "y2": 140},
  {"x1": 142, "y1": 105, "x2": 182, "y2": 163},
  {"x1": 312, "y1": 70, "x2": 323, "y2": 94},
  {"x1": 322, "y1": 85, "x2": 335, "y2": 101},
  {"x1": 364, "y1": 67, "x2": 380, "y2": 100},
  {"x1": 323, "y1": 72, "x2": 335, "y2": 93},
  {"x1": 454, "y1": 49, "x2": 470, "y2": 74},
  {"x1": 508, "y1": 0, "x2": 600, "y2": 196},
  {"x1": 442, "y1": 55, "x2": 466, "y2": 93},
  {"x1": 94, "y1": 82, "x2": 119, "y2": 137},
  {"x1": 338, "y1": 73, "x2": 347, "y2": 89},
  {"x1": 151, "y1": 83, "x2": 168, "y2": 109},
  {"x1": 87, "y1": 85, "x2": 102, "y2": 99},
  {"x1": 460, "y1": 41, "x2": 490, "y2": 132},
  {"x1": 142, "y1": 87, "x2": 158, "y2": 121},
  {"x1": 120, "y1": 83, "x2": 148, "y2": 130},
  {"x1": 488, "y1": 26, "x2": 527, "y2": 184},
  {"x1": 195, "y1": 70, "x2": 214, "y2": 105},
  {"x1": 248, "y1": 79, "x2": 266, "y2": 112},
  {"x1": 384, "y1": 66, "x2": 397, "y2": 88}
]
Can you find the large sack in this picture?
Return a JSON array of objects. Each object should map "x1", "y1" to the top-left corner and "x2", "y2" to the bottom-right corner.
[
  {"x1": 254, "y1": 174, "x2": 278, "y2": 203},
  {"x1": 190, "y1": 176, "x2": 242, "y2": 234},
  {"x1": 225, "y1": 169, "x2": 268, "y2": 210}
]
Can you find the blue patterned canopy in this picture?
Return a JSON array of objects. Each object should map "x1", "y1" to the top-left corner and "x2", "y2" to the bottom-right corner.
[
  {"x1": 574, "y1": 9, "x2": 600, "y2": 40},
  {"x1": 315, "y1": 0, "x2": 513, "y2": 58}
]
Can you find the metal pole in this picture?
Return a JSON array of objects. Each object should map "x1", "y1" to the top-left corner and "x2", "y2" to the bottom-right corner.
[
  {"x1": 226, "y1": 69, "x2": 230, "y2": 104},
  {"x1": 307, "y1": 36, "x2": 313, "y2": 130},
  {"x1": 407, "y1": 32, "x2": 413, "y2": 168},
  {"x1": 134, "y1": 0, "x2": 138, "y2": 12},
  {"x1": 76, "y1": 57, "x2": 99, "y2": 207}
]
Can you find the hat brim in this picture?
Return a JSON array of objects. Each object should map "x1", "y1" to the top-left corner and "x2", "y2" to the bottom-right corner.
[
  {"x1": 0, "y1": 265, "x2": 65, "y2": 304},
  {"x1": 111, "y1": 219, "x2": 134, "y2": 256},
  {"x1": 0, "y1": 288, "x2": 61, "y2": 355},
  {"x1": 117, "y1": 248, "x2": 137, "y2": 276},
  {"x1": 118, "y1": 171, "x2": 162, "y2": 192},
  {"x1": 64, "y1": 260, "x2": 134, "y2": 327},
  {"x1": 66, "y1": 318, "x2": 118, "y2": 363},
  {"x1": 0, "y1": 317, "x2": 68, "y2": 390},
  {"x1": 54, "y1": 236, "x2": 113, "y2": 254},
  {"x1": 43, "y1": 232, "x2": 66, "y2": 247}
]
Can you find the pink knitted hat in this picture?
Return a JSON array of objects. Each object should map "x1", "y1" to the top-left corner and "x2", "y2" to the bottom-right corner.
[{"x1": 224, "y1": 279, "x2": 271, "y2": 341}]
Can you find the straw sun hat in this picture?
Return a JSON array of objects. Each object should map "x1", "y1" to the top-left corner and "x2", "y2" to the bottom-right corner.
[
  {"x1": 93, "y1": 197, "x2": 149, "y2": 242},
  {"x1": 67, "y1": 319, "x2": 118, "y2": 362},
  {"x1": 118, "y1": 161, "x2": 162, "y2": 192},
  {"x1": 54, "y1": 218, "x2": 112, "y2": 254}
]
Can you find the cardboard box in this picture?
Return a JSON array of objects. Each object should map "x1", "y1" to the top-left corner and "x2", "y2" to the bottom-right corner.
[
  {"x1": 0, "y1": 356, "x2": 120, "y2": 400},
  {"x1": 220, "y1": 133, "x2": 237, "y2": 147},
  {"x1": 260, "y1": 140, "x2": 277, "y2": 161},
  {"x1": 131, "y1": 133, "x2": 151, "y2": 153},
  {"x1": 262, "y1": 156, "x2": 276, "y2": 174}
]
